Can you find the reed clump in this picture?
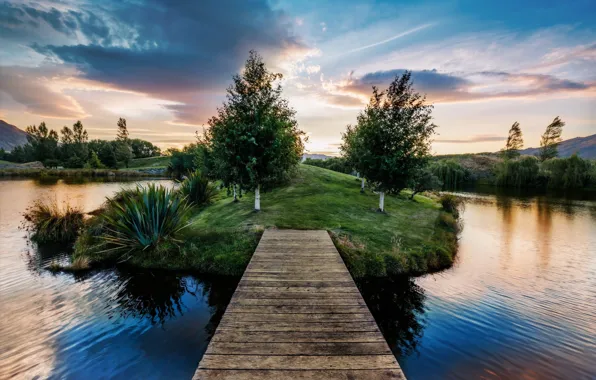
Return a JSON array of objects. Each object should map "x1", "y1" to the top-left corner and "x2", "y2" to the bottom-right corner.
[{"x1": 23, "y1": 200, "x2": 85, "y2": 243}]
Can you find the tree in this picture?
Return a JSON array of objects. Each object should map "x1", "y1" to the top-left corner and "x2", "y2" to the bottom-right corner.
[
  {"x1": 209, "y1": 51, "x2": 304, "y2": 211},
  {"x1": 114, "y1": 141, "x2": 133, "y2": 168},
  {"x1": 85, "y1": 151, "x2": 105, "y2": 169},
  {"x1": 116, "y1": 118, "x2": 129, "y2": 142},
  {"x1": 341, "y1": 71, "x2": 437, "y2": 212},
  {"x1": 408, "y1": 168, "x2": 442, "y2": 200},
  {"x1": 539, "y1": 116, "x2": 564, "y2": 161},
  {"x1": 501, "y1": 121, "x2": 523, "y2": 159},
  {"x1": 130, "y1": 138, "x2": 161, "y2": 158},
  {"x1": 60, "y1": 121, "x2": 89, "y2": 167},
  {"x1": 25, "y1": 122, "x2": 59, "y2": 165}
]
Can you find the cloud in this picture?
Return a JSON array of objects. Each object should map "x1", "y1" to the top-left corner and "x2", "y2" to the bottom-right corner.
[
  {"x1": 322, "y1": 68, "x2": 594, "y2": 107},
  {"x1": 345, "y1": 23, "x2": 434, "y2": 54},
  {"x1": 435, "y1": 135, "x2": 505, "y2": 143},
  {"x1": 13, "y1": 0, "x2": 311, "y2": 125},
  {"x1": 0, "y1": 66, "x2": 87, "y2": 119}
]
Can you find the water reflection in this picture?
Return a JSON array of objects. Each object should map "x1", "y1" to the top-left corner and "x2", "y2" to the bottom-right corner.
[{"x1": 357, "y1": 276, "x2": 426, "y2": 358}]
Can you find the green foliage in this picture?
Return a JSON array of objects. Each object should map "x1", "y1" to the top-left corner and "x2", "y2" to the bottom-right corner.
[
  {"x1": 341, "y1": 71, "x2": 436, "y2": 210},
  {"x1": 539, "y1": 116, "x2": 564, "y2": 161},
  {"x1": 209, "y1": 50, "x2": 304, "y2": 194},
  {"x1": 85, "y1": 151, "x2": 105, "y2": 169},
  {"x1": 23, "y1": 200, "x2": 85, "y2": 243},
  {"x1": 178, "y1": 170, "x2": 218, "y2": 207},
  {"x1": 430, "y1": 159, "x2": 469, "y2": 188},
  {"x1": 439, "y1": 194, "x2": 464, "y2": 218},
  {"x1": 495, "y1": 155, "x2": 540, "y2": 187},
  {"x1": 302, "y1": 157, "x2": 352, "y2": 174},
  {"x1": 130, "y1": 138, "x2": 161, "y2": 158},
  {"x1": 167, "y1": 144, "x2": 201, "y2": 178},
  {"x1": 114, "y1": 141, "x2": 133, "y2": 168},
  {"x1": 408, "y1": 167, "x2": 442, "y2": 199},
  {"x1": 97, "y1": 184, "x2": 193, "y2": 257},
  {"x1": 26, "y1": 122, "x2": 59, "y2": 163},
  {"x1": 540, "y1": 154, "x2": 594, "y2": 189},
  {"x1": 501, "y1": 121, "x2": 523, "y2": 159}
]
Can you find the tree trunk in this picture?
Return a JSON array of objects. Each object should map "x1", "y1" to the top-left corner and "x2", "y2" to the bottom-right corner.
[
  {"x1": 254, "y1": 184, "x2": 261, "y2": 211},
  {"x1": 379, "y1": 191, "x2": 385, "y2": 212},
  {"x1": 233, "y1": 185, "x2": 238, "y2": 202},
  {"x1": 360, "y1": 178, "x2": 365, "y2": 193}
]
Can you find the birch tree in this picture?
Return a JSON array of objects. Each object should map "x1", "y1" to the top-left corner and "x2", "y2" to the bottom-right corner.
[
  {"x1": 341, "y1": 72, "x2": 437, "y2": 212},
  {"x1": 209, "y1": 51, "x2": 304, "y2": 211}
]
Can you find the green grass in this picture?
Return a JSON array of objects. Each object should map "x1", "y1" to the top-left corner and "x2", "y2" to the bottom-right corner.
[
  {"x1": 73, "y1": 164, "x2": 459, "y2": 277},
  {"x1": 191, "y1": 165, "x2": 457, "y2": 277},
  {"x1": 127, "y1": 156, "x2": 170, "y2": 169}
]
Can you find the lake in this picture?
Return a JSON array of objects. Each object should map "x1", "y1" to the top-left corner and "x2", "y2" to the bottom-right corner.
[{"x1": 0, "y1": 179, "x2": 595, "y2": 379}]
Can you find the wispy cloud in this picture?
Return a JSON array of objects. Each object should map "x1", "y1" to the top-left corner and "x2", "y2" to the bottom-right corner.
[
  {"x1": 435, "y1": 135, "x2": 505, "y2": 144},
  {"x1": 345, "y1": 23, "x2": 434, "y2": 54}
]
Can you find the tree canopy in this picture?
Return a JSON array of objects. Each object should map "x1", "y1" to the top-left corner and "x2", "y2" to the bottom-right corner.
[
  {"x1": 502, "y1": 121, "x2": 523, "y2": 159},
  {"x1": 539, "y1": 116, "x2": 564, "y2": 161},
  {"x1": 341, "y1": 71, "x2": 437, "y2": 211},
  {"x1": 209, "y1": 50, "x2": 304, "y2": 210}
]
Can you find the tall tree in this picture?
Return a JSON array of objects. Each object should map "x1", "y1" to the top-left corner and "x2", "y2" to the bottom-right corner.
[
  {"x1": 341, "y1": 72, "x2": 437, "y2": 212},
  {"x1": 25, "y1": 122, "x2": 59, "y2": 164},
  {"x1": 209, "y1": 51, "x2": 304, "y2": 211},
  {"x1": 72, "y1": 121, "x2": 88, "y2": 143},
  {"x1": 501, "y1": 122, "x2": 523, "y2": 159},
  {"x1": 116, "y1": 118, "x2": 129, "y2": 141},
  {"x1": 539, "y1": 116, "x2": 564, "y2": 161}
]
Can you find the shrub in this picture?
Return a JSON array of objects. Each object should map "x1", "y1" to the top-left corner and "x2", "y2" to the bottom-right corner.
[
  {"x1": 99, "y1": 184, "x2": 192, "y2": 257},
  {"x1": 430, "y1": 160, "x2": 469, "y2": 188},
  {"x1": 495, "y1": 156, "x2": 540, "y2": 187},
  {"x1": 23, "y1": 200, "x2": 85, "y2": 243},
  {"x1": 439, "y1": 194, "x2": 464, "y2": 218},
  {"x1": 178, "y1": 170, "x2": 218, "y2": 207},
  {"x1": 540, "y1": 155, "x2": 593, "y2": 189}
]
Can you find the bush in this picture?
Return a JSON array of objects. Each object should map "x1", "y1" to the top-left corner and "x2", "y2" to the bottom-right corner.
[
  {"x1": 439, "y1": 194, "x2": 464, "y2": 218},
  {"x1": 178, "y1": 170, "x2": 218, "y2": 207},
  {"x1": 23, "y1": 200, "x2": 85, "y2": 243},
  {"x1": 98, "y1": 184, "x2": 192, "y2": 257},
  {"x1": 495, "y1": 156, "x2": 540, "y2": 187},
  {"x1": 540, "y1": 155, "x2": 593, "y2": 189},
  {"x1": 430, "y1": 159, "x2": 469, "y2": 188}
]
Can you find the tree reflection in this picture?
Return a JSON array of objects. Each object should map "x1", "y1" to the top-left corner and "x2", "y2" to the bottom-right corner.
[
  {"x1": 110, "y1": 269, "x2": 238, "y2": 327},
  {"x1": 357, "y1": 276, "x2": 426, "y2": 358}
]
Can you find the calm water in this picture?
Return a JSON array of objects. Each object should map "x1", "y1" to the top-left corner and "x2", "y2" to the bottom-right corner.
[{"x1": 1, "y1": 179, "x2": 595, "y2": 379}]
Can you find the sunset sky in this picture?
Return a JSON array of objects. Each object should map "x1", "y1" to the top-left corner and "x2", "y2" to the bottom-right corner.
[{"x1": 0, "y1": 0, "x2": 594, "y2": 155}]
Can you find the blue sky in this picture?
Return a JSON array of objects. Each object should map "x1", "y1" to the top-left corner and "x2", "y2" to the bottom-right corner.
[{"x1": 0, "y1": 0, "x2": 594, "y2": 154}]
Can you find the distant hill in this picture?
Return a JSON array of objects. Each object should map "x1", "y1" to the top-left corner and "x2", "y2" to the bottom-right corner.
[
  {"x1": 520, "y1": 134, "x2": 596, "y2": 159},
  {"x1": 0, "y1": 120, "x2": 27, "y2": 151}
]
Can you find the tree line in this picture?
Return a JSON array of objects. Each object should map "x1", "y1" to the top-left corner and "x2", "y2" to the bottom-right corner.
[{"x1": 0, "y1": 118, "x2": 161, "y2": 168}]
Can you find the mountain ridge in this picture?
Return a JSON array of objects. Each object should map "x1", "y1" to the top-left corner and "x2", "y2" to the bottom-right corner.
[{"x1": 0, "y1": 120, "x2": 28, "y2": 151}]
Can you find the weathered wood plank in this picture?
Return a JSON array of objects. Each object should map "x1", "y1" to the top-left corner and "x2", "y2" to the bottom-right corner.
[
  {"x1": 194, "y1": 369, "x2": 405, "y2": 380},
  {"x1": 194, "y1": 229, "x2": 405, "y2": 380},
  {"x1": 205, "y1": 341, "x2": 391, "y2": 355},
  {"x1": 199, "y1": 354, "x2": 398, "y2": 370}
]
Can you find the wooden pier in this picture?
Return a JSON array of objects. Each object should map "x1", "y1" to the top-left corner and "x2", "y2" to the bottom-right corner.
[{"x1": 193, "y1": 229, "x2": 406, "y2": 379}]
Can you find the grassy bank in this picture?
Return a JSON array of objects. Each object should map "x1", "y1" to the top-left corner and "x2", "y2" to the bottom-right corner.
[
  {"x1": 70, "y1": 165, "x2": 459, "y2": 278},
  {"x1": 0, "y1": 168, "x2": 166, "y2": 178}
]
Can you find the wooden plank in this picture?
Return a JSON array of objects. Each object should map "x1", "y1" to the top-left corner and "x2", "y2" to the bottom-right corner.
[
  {"x1": 194, "y1": 369, "x2": 405, "y2": 380},
  {"x1": 206, "y1": 342, "x2": 391, "y2": 355},
  {"x1": 199, "y1": 354, "x2": 398, "y2": 370},
  {"x1": 224, "y1": 305, "x2": 368, "y2": 314},
  {"x1": 216, "y1": 321, "x2": 380, "y2": 332},
  {"x1": 194, "y1": 229, "x2": 405, "y2": 380}
]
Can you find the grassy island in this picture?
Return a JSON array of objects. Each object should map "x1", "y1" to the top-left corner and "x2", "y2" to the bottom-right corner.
[{"x1": 70, "y1": 164, "x2": 459, "y2": 278}]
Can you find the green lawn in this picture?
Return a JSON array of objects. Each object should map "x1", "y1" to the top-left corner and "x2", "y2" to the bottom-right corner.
[
  {"x1": 126, "y1": 156, "x2": 170, "y2": 169},
  {"x1": 185, "y1": 164, "x2": 457, "y2": 277}
]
